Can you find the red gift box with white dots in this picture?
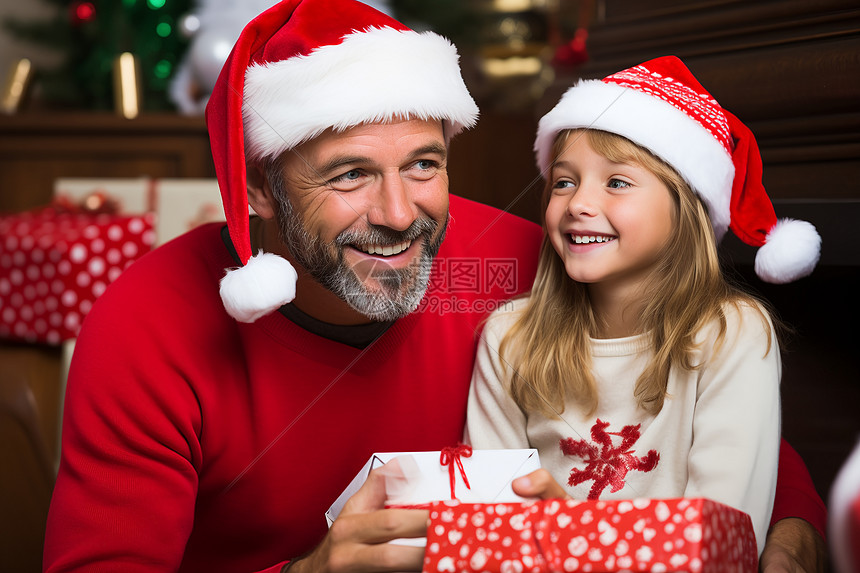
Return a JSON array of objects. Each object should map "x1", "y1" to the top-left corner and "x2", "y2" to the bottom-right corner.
[
  {"x1": 0, "y1": 206, "x2": 155, "y2": 345},
  {"x1": 423, "y1": 498, "x2": 757, "y2": 573}
]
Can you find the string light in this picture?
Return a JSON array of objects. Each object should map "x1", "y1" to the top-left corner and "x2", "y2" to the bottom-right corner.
[
  {"x1": 70, "y1": 1, "x2": 96, "y2": 25},
  {"x1": 156, "y1": 21, "x2": 172, "y2": 37},
  {"x1": 153, "y1": 60, "x2": 173, "y2": 79}
]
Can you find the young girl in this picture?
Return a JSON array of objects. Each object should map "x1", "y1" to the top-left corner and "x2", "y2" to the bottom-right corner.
[{"x1": 465, "y1": 56, "x2": 821, "y2": 554}]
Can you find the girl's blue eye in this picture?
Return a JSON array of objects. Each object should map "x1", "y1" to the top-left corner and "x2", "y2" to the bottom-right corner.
[{"x1": 608, "y1": 179, "x2": 630, "y2": 189}]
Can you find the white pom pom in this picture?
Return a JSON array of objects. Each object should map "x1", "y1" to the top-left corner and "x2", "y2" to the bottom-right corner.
[
  {"x1": 755, "y1": 218, "x2": 821, "y2": 284},
  {"x1": 219, "y1": 251, "x2": 298, "y2": 322}
]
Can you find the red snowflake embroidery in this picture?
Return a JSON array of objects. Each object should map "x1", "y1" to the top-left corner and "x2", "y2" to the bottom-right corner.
[{"x1": 559, "y1": 419, "x2": 659, "y2": 500}]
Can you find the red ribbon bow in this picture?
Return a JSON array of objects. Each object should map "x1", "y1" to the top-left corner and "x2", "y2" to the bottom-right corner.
[{"x1": 440, "y1": 444, "x2": 473, "y2": 500}]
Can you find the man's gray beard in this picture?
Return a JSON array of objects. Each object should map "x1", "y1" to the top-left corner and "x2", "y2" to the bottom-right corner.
[{"x1": 269, "y1": 169, "x2": 447, "y2": 322}]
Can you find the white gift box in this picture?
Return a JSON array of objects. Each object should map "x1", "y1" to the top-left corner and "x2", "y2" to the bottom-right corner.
[{"x1": 325, "y1": 449, "x2": 541, "y2": 546}]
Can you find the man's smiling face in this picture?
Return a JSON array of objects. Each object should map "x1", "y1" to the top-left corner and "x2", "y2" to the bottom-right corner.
[{"x1": 268, "y1": 118, "x2": 450, "y2": 321}]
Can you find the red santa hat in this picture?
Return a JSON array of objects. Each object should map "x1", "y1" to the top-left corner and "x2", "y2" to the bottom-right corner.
[
  {"x1": 534, "y1": 55, "x2": 820, "y2": 284},
  {"x1": 205, "y1": 0, "x2": 479, "y2": 322}
]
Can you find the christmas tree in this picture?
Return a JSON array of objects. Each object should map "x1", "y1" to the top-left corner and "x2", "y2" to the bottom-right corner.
[{"x1": 4, "y1": 0, "x2": 192, "y2": 110}]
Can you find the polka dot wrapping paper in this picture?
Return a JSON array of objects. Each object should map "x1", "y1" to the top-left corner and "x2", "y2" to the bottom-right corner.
[
  {"x1": 0, "y1": 206, "x2": 156, "y2": 345},
  {"x1": 423, "y1": 498, "x2": 757, "y2": 573}
]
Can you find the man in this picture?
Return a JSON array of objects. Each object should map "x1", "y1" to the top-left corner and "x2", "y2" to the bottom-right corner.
[{"x1": 43, "y1": 1, "x2": 825, "y2": 572}]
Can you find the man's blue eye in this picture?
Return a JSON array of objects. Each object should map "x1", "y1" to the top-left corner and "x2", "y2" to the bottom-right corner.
[
  {"x1": 416, "y1": 160, "x2": 434, "y2": 170},
  {"x1": 327, "y1": 169, "x2": 364, "y2": 188}
]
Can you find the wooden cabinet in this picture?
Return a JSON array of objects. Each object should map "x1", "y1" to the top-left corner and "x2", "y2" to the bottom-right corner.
[{"x1": 0, "y1": 112, "x2": 215, "y2": 214}]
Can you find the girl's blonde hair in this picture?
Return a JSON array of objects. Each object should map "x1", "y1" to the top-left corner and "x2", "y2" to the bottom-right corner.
[{"x1": 499, "y1": 129, "x2": 774, "y2": 417}]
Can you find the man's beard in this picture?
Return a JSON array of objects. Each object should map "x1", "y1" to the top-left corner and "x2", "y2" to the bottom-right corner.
[{"x1": 270, "y1": 174, "x2": 447, "y2": 322}]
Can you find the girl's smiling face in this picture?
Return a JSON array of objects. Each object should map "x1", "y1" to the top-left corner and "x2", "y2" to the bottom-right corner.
[{"x1": 544, "y1": 131, "x2": 676, "y2": 302}]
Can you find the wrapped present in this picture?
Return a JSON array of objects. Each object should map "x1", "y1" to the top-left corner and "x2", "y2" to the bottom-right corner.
[
  {"x1": 1, "y1": 177, "x2": 228, "y2": 345},
  {"x1": 0, "y1": 203, "x2": 155, "y2": 344},
  {"x1": 53, "y1": 177, "x2": 154, "y2": 214},
  {"x1": 55, "y1": 177, "x2": 231, "y2": 246},
  {"x1": 423, "y1": 498, "x2": 757, "y2": 573},
  {"x1": 154, "y1": 179, "x2": 228, "y2": 242},
  {"x1": 326, "y1": 447, "x2": 541, "y2": 546}
]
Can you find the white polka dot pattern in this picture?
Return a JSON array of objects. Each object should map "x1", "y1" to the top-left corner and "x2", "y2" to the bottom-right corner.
[
  {"x1": 0, "y1": 207, "x2": 155, "y2": 344},
  {"x1": 422, "y1": 498, "x2": 757, "y2": 573}
]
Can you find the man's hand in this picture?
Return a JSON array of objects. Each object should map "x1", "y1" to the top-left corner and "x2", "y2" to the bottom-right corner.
[
  {"x1": 511, "y1": 469, "x2": 570, "y2": 500},
  {"x1": 288, "y1": 467, "x2": 429, "y2": 573},
  {"x1": 760, "y1": 518, "x2": 827, "y2": 573}
]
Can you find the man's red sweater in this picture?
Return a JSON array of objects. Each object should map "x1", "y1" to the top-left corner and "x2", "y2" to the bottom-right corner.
[{"x1": 44, "y1": 196, "x2": 541, "y2": 572}]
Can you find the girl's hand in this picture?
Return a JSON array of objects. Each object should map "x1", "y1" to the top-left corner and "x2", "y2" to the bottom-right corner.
[{"x1": 511, "y1": 469, "x2": 571, "y2": 500}]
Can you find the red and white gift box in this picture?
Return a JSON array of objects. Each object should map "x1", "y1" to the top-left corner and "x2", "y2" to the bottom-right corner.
[
  {"x1": 0, "y1": 205, "x2": 155, "y2": 344},
  {"x1": 423, "y1": 498, "x2": 757, "y2": 573},
  {"x1": 0, "y1": 177, "x2": 229, "y2": 345}
]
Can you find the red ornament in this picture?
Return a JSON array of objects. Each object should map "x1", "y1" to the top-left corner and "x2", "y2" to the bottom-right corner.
[
  {"x1": 69, "y1": 1, "x2": 97, "y2": 26},
  {"x1": 552, "y1": 27, "x2": 589, "y2": 69}
]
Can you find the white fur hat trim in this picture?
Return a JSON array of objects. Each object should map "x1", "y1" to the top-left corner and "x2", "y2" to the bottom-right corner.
[
  {"x1": 220, "y1": 251, "x2": 298, "y2": 323},
  {"x1": 242, "y1": 27, "x2": 479, "y2": 162}
]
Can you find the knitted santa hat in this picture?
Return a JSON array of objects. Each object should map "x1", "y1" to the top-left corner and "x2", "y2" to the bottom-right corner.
[
  {"x1": 205, "y1": 0, "x2": 479, "y2": 322},
  {"x1": 534, "y1": 55, "x2": 820, "y2": 284}
]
